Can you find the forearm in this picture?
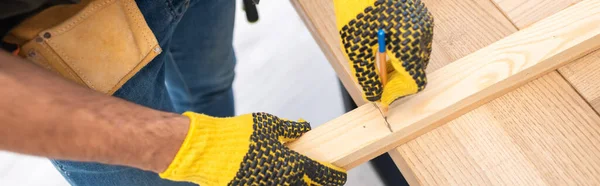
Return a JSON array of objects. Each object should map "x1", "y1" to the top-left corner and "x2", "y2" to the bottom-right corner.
[{"x1": 0, "y1": 51, "x2": 187, "y2": 172}]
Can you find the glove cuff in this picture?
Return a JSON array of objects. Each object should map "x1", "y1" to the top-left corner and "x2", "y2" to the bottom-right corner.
[{"x1": 159, "y1": 112, "x2": 254, "y2": 185}]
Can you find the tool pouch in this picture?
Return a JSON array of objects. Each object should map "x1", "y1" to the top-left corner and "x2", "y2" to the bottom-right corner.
[{"x1": 4, "y1": 0, "x2": 161, "y2": 95}]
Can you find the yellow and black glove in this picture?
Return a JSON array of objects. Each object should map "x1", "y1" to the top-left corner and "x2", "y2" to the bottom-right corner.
[
  {"x1": 159, "y1": 112, "x2": 347, "y2": 185},
  {"x1": 334, "y1": 0, "x2": 434, "y2": 106}
]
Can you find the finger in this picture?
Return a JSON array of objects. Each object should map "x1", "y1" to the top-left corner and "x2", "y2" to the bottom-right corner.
[
  {"x1": 340, "y1": 24, "x2": 383, "y2": 102},
  {"x1": 380, "y1": 2, "x2": 433, "y2": 106},
  {"x1": 379, "y1": 36, "x2": 426, "y2": 106},
  {"x1": 380, "y1": 70, "x2": 419, "y2": 106},
  {"x1": 380, "y1": 37, "x2": 430, "y2": 106},
  {"x1": 300, "y1": 154, "x2": 347, "y2": 186},
  {"x1": 337, "y1": 0, "x2": 390, "y2": 101},
  {"x1": 276, "y1": 118, "x2": 312, "y2": 143}
]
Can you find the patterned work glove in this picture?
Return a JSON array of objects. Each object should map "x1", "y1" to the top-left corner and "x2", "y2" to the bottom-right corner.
[
  {"x1": 159, "y1": 112, "x2": 347, "y2": 185},
  {"x1": 334, "y1": 0, "x2": 434, "y2": 106}
]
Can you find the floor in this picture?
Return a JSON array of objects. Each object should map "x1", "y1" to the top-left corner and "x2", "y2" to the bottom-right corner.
[{"x1": 0, "y1": 1, "x2": 384, "y2": 185}]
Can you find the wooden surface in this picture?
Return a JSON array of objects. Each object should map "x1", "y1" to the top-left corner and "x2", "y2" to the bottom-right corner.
[
  {"x1": 559, "y1": 51, "x2": 600, "y2": 113},
  {"x1": 492, "y1": 0, "x2": 580, "y2": 29},
  {"x1": 387, "y1": 0, "x2": 600, "y2": 185},
  {"x1": 290, "y1": 0, "x2": 366, "y2": 105},
  {"x1": 385, "y1": 0, "x2": 600, "y2": 153},
  {"x1": 492, "y1": 0, "x2": 600, "y2": 115},
  {"x1": 392, "y1": 72, "x2": 600, "y2": 185},
  {"x1": 287, "y1": 0, "x2": 600, "y2": 174},
  {"x1": 288, "y1": 103, "x2": 391, "y2": 170},
  {"x1": 422, "y1": 0, "x2": 515, "y2": 72}
]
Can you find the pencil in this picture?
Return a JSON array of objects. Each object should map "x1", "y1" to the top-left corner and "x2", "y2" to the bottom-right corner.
[
  {"x1": 377, "y1": 29, "x2": 389, "y2": 117},
  {"x1": 377, "y1": 29, "x2": 387, "y2": 87}
]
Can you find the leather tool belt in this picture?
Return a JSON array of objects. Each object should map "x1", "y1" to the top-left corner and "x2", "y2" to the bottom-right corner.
[{"x1": 4, "y1": 0, "x2": 161, "y2": 95}]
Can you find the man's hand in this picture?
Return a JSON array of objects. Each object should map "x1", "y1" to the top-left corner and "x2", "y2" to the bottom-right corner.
[
  {"x1": 0, "y1": 51, "x2": 345, "y2": 185},
  {"x1": 159, "y1": 112, "x2": 348, "y2": 185},
  {"x1": 334, "y1": 0, "x2": 434, "y2": 106}
]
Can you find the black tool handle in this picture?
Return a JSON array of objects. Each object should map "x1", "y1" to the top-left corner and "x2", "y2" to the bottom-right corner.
[{"x1": 244, "y1": 0, "x2": 259, "y2": 23}]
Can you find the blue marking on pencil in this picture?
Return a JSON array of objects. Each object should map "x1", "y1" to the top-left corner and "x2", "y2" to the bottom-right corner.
[
  {"x1": 378, "y1": 29, "x2": 386, "y2": 53},
  {"x1": 377, "y1": 29, "x2": 389, "y2": 116},
  {"x1": 377, "y1": 29, "x2": 388, "y2": 87}
]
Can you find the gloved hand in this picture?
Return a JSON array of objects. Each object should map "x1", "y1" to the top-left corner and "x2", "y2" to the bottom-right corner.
[
  {"x1": 334, "y1": 0, "x2": 434, "y2": 106},
  {"x1": 159, "y1": 112, "x2": 347, "y2": 185}
]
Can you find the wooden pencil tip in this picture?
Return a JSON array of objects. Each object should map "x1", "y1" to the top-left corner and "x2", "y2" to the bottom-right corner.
[{"x1": 381, "y1": 104, "x2": 389, "y2": 118}]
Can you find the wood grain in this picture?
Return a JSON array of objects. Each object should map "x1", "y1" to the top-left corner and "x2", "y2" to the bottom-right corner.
[
  {"x1": 393, "y1": 72, "x2": 600, "y2": 185},
  {"x1": 492, "y1": 0, "x2": 600, "y2": 118},
  {"x1": 422, "y1": 0, "x2": 516, "y2": 72},
  {"x1": 386, "y1": 0, "x2": 600, "y2": 185},
  {"x1": 287, "y1": 103, "x2": 391, "y2": 170},
  {"x1": 386, "y1": 0, "x2": 600, "y2": 152},
  {"x1": 288, "y1": 0, "x2": 600, "y2": 173},
  {"x1": 290, "y1": 0, "x2": 516, "y2": 95},
  {"x1": 492, "y1": 0, "x2": 580, "y2": 29},
  {"x1": 559, "y1": 50, "x2": 600, "y2": 113}
]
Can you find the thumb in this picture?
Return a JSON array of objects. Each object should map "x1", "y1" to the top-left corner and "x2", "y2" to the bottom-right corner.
[
  {"x1": 380, "y1": 49, "x2": 425, "y2": 106},
  {"x1": 276, "y1": 118, "x2": 311, "y2": 143}
]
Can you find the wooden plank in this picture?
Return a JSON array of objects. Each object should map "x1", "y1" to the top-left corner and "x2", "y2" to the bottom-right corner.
[
  {"x1": 492, "y1": 0, "x2": 600, "y2": 118},
  {"x1": 386, "y1": 0, "x2": 600, "y2": 184},
  {"x1": 388, "y1": 149, "x2": 421, "y2": 185},
  {"x1": 491, "y1": 0, "x2": 600, "y2": 115},
  {"x1": 290, "y1": 0, "x2": 515, "y2": 98},
  {"x1": 288, "y1": 0, "x2": 600, "y2": 171},
  {"x1": 288, "y1": 103, "x2": 391, "y2": 169},
  {"x1": 422, "y1": 0, "x2": 516, "y2": 72},
  {"x1": 559, "y1": 50, "x2": 600, "y2": 113},
  {"x1": 386, "y1": 0, "x2": 600, "y2": 154},
  {"x1": 290, "y1": 0, "x2": 366, "y2": 105},
  {"x1": 392, "y1": 72, "x2": 600, "y2": 185},
  {"x1": 492, "y1": 0, "x2": 580, "y2": 29}
]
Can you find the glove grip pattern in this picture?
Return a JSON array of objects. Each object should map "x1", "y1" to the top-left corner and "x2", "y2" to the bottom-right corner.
[
  {"x1": 229, "y1": 113, "x2": 347, "y2": 185},
  {"x1": 160, "y1": 112, "x2": 347, "y2": 186},
  {"x1": 339, "y1": 0, "x2": 434, "y2": 102}
]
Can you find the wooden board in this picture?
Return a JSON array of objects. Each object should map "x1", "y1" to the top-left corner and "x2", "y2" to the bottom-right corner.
[
  {"x1": 287, "y1": 0, "x2": 600, "y2": 172},
  {"x1": 385, "y1": 0, "x2": 600, "y2": 154},
  {"x1": 421, "y1": 0, "x2": 516, "y2": 72},
  {"x1": 492, "y1": 0, "x2": 600, "y2": 114},
  {"x1": 290, "y1": 0, "x2": 515, "y2": 100},
  {"x1": 387, "y1": 0, "x2": 600, "y2": 185},
  {"x1": 288, "y1": 103, "x2": 392, "y2": 169},
  {"x1": 559, "y1": 50, "x2": 600, "y2": 113},
  {"x1": 492, "y1": 0, "x2": 580, "y2": 29},
  {"x1": 391, "y1": 72, "x2": 600, "y2": 185},
  {"x1": 491, "y1": 0, "x2": 600, "y2": 114},
  {"x1": 290, "y1": 0, "x2": 366, "y2": 105}
]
